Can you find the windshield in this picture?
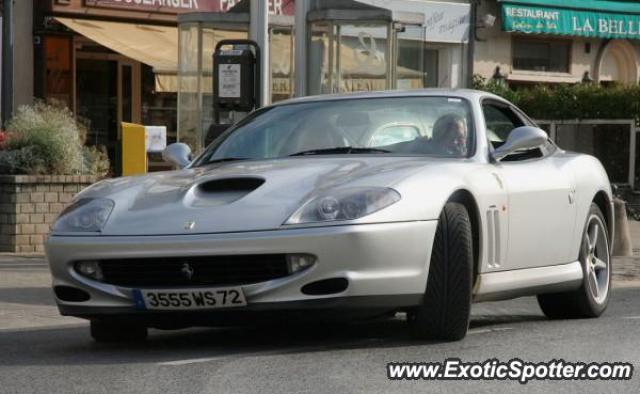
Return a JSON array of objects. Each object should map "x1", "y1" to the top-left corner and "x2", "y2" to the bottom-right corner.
[{"x1": 193, "y1": 96, "x2": 474, "y2": 167}]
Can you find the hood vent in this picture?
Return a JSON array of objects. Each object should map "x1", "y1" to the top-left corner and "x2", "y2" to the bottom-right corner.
[
  {"x1": 190, "y1": 177, "x2": 265, "y2": 207},
  {"x1": 198, "y1": 177, "x2": 265, "y2": 193}
]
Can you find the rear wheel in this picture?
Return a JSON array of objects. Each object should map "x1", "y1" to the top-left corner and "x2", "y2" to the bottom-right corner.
[
  {"x1": 408, "y1": 202, "x2": 473, "y2": 341},
  {"x1": 537, "y1": 203, "x2": 611, "y2": 319},
  {"x1": 90, "y1": 319, "x2": 148, "y2": 343}
]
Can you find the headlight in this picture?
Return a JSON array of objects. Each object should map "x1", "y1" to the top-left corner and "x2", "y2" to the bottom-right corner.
[
  {"x1": 52, "y1": 198, "x2": 115, "y2": 233},
  {"x1": 285, "y1": 187, "x2": 401, "y2": 224}
]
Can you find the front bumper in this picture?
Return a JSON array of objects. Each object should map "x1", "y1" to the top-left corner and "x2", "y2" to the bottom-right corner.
[{"x1": 45, "y1": 221, "x2": 437, "y2": 318}]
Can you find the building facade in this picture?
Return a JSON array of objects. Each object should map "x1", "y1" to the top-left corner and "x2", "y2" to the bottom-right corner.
[
  {"x1": 0, "y1": 0, "x2": 473, "y2": 169},
  {"x1": 474, "y1": 0, "x2": 640, "y2": 86}
]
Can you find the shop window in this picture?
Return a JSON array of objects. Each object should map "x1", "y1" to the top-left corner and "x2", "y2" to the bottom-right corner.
[
  {"x1": 423, "y1": 48, "x2": 438, "y2": 88},
  {"x1": 142, "y1": 64, "x2": 177, "y2": 171},
  {"x1": 308, "y1": 22, "x2": 389, "y2": 95},
  {"x1": 270, "y1": 27, "x2": 294, "y2": 103},
  {"x1": 337, "y1": 24, "x2": 389, "y2": 92},
  {"x1": 512, "y1": 38, "x2": 571, "y2": 73},
  {"x1": 177, "y1": 22, "x2": 248, "y2": 152},
  {"x1": 396, "y1": 26, "x2": 425, "y2": 90},
  {"x1": 76, "y1": 58, "x2": 118, "y2": 149}
]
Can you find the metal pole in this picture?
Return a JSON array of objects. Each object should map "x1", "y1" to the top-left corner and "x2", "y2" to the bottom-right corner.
[
  {"x1": 250, "y1": 0, "x2": 269, "y2": 107},
  {"x1": 466, "y1": 0, "x2": 478, "y2": 88},
  {"x1": 2, "y1": 0, "x2": 13, "y2": 125},
  {"x1": 294, "y1": 0, "x2": 311, "y2": 97}
]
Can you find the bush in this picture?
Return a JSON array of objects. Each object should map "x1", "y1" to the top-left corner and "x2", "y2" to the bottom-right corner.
[
  {"x1": 473, "y1": 75, "x2": 640, "y2": 121},
  {"x1": 82, "y1": 145, "x2": 110, "y2": 178},
  {"x1": 0, "y1": 102, "x2": 110, "y2": 176},
  {"x1": 0, "y1": 146, "x2": 45, "y2": 175}
]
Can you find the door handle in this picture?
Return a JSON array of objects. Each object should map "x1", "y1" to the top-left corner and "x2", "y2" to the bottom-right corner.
[{"x1": 568, "y1": 189, "x2": 576, "y2": 204}]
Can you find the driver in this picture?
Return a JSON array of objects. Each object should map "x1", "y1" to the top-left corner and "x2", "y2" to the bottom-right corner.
[{"x1": 431, "y1": 114, "x2": 468, "y2": 157}]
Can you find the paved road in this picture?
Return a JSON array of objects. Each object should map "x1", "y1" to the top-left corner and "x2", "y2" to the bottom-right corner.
[{"x1": 0, "y1": 258, "x2": 639, "y2": 394}]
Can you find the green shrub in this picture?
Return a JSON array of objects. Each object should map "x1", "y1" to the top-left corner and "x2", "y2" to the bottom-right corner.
[
  {"x1": 0, "y1": 101, "x2": 110, "y2": 176},
  {"x1": 82, "y1": 145, "x2": 111, "y2": 178},
  {"x1": 473, "y1": 76, "x2": 640, "y2": 121},
  {"x1": 0, "y1": 146, "x2": 45, "y2": 175}
]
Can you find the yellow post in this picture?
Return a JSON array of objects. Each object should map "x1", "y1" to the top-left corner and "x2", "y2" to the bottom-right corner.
[{"x1": 121, "y1": 122, "x2": 147, "y2": 176}]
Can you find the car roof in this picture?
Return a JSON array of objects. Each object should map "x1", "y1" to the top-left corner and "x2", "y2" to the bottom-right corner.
[{"x1": 270, "y1": 89, "x2": 506, "y2": 107}]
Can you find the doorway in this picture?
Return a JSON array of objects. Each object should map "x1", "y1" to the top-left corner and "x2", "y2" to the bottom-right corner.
[{"x1": 75, "y1": 51, "x2": 141, "y2": 174}]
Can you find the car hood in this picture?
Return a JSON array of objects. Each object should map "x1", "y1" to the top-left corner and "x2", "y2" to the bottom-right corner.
[{"x1": 78, "y1": 156, "x2": 446, "y2": 236}]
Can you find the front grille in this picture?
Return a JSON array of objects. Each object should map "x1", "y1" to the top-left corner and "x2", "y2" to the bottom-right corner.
[{"x1": 98, "y1": 255, "x2": 289, "y2": 287}]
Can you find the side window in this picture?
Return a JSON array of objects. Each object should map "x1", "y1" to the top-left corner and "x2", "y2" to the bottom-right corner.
[
  {"x1": 482, "y1": 101, "x2": 546, "y2": 161},
  {"x1": 482, "y1": 103, "x2": 524, "y2": 147}
]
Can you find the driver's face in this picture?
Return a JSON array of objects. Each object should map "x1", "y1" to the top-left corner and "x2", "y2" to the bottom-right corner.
[{"x1": 443, "y1": 120, "x2": 467, "y2": 155}]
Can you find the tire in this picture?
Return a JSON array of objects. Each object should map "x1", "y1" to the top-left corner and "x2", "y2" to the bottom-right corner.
[
  {"x1": 90, "y1": 319, "x2": 148, "y2": 343},
  {"x1": 408, "y1": 202, "x2": 473, "y2": 341},
  {"x1": 537, "y1": 203, "x2": 611, "y2": 319}
]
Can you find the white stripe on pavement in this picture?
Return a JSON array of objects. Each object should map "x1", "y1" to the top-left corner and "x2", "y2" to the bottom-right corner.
[
  {"x1": 468, "y1": 327, "x2": 513, "y2": 335},
  {"x1": 158, "y1": 356, "x2": 229, "y2": 366}
]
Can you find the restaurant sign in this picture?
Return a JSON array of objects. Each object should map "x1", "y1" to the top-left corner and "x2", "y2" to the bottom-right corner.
[
  {"x1": 502, "y1": 2, "x2": 640, "y2": 40},
  {"x1": 85, "y1": 0, "x2": 295, "y2": 15}
]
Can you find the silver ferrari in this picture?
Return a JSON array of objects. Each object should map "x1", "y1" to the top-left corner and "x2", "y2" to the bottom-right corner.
[{"x1": 45, "y1": 90, "x2": 614, "y2": 342}]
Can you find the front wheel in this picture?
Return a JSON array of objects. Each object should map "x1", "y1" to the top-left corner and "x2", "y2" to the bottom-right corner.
[
  {"x1": 408, "y1": 202, "x2": 473, "y2": 341},
  {"x1": 537, "y1": 203, "x2": 611, "y2": 319}
]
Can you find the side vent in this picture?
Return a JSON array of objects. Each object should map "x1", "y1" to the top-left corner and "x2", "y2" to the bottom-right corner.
[{"x1": 486, "y1": 206, "x2": 501, "y2": 268}]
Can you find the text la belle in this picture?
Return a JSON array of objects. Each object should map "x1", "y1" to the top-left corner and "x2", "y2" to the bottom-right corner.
[{"x1": 573, "y1": 16, "x2": 640, "y2": 35}]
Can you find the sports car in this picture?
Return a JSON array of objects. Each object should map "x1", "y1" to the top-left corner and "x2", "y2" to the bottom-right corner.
[{"x1": 45, "y1": 90, "x2": 614, "y2": 342}]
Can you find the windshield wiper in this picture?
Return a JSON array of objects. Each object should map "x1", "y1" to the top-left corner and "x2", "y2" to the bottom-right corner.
[
  {"x1": 207, "y1": 157, "x2": 250, "y2": 164},
  {"x1": 289, "y1": 147, "x2": 391, "y2": 156}
]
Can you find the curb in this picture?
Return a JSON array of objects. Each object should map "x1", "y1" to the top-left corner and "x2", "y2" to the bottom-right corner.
[{"x1": 612, "y1": 256, "x2": 640, "y2": 282}]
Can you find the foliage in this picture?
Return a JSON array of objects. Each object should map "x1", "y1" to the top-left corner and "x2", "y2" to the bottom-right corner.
[
  {"x1": 0, "y1": 146, "x2": 45, "y2": 175},
  {"x1": 472, "y1": 75, "x2": 640, "y2": 121},
  {"x1": 82, "y1": 145, "x2": 111, "y2": 178},
  {"x1": 0, "y1": 101, "x2": 110, "y2": 176}
]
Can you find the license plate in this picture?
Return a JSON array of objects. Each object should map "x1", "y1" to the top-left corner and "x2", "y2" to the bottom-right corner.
[{"x1": 132, "y1": 287, "x2": 247, "y2": 311}]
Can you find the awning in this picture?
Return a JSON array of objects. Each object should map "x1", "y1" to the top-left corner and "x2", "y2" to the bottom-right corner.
[
  {"x1": 55, "y1": 17, "x2": 246, "y2": 93},
  {"x1": 56, "y1": 17, "x2": 178, "y2": 74},
  {"x1": 500, "y1": 0, "x2": 640, "y2": 39}
]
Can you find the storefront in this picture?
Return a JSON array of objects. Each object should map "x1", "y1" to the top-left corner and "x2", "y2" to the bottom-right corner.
[
  {"x1": 176, "y1": 0, "x2": 472, "y2": 151},
  {"x1": 32, "y1": 0, "x2": 471, "y2": 163},
  {"x1": 35, "y1": 0, "x2": 294, "y2": 172},
  {"x1": 475, "y1": 0, "x2": 640, "y2": 86}
]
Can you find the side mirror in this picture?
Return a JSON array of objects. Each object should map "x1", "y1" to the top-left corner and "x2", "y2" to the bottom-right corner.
[
  {"x1": 492, "y1": 126, "x2": 548, "y2": 161},
  {"x1": 163, "y1": 143, "x2": 192, "y2": 169}
]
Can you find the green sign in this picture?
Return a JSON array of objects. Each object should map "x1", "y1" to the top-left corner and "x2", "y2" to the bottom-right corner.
[{"x1": 502, "y1": 2, "x2": 640, "y2": 39}]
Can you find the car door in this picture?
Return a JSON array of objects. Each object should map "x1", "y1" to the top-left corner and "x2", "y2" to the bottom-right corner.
[{"x1": 483, "y1": 100, "x2": 577, "y2": 270}]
